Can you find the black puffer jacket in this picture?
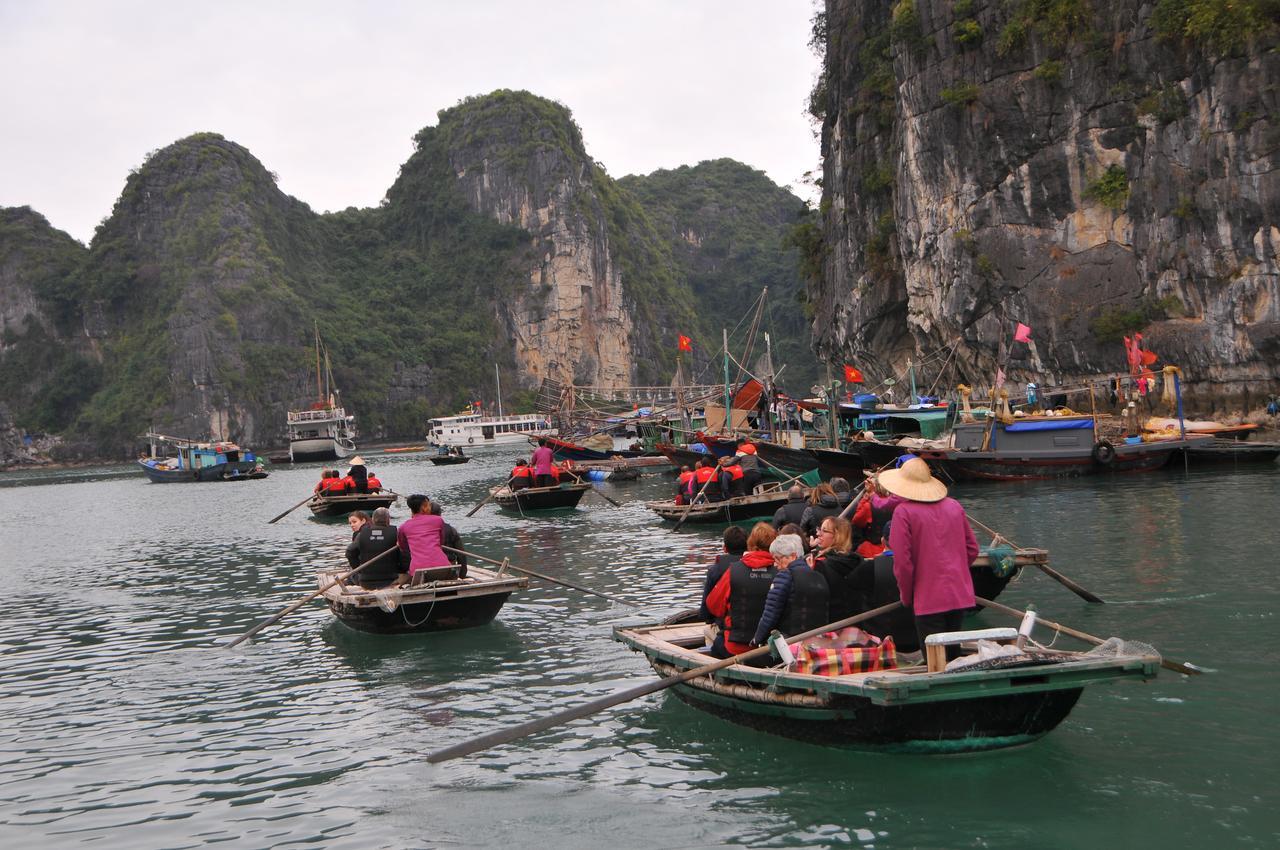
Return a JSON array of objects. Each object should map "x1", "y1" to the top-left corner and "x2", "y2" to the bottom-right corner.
[
  {"x1": 812, "y1": 550, "x2": 872, "y2": 621},
  {"x1": 800, "y1": 494, "x2": 842, "y2": 537}
]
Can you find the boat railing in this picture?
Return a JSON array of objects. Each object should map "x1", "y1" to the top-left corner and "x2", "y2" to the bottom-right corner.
[{"x1": 288, "y1": 407, "x2": 346, "y2": 423}]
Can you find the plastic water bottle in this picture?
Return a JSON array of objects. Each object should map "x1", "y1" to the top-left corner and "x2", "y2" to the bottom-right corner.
[{"x1": 1016, "y1": 604, "x2": 1038, "y2": 650}]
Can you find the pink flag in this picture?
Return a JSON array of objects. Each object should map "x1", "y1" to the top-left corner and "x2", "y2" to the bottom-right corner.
[{"x1": 1013, "y1": 323, "x2": 1032, "y2": 343}]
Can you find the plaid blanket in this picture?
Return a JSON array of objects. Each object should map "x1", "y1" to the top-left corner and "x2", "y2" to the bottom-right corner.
[{"x1": 788, "y1": 636, "x2": 898, "y2": 676}]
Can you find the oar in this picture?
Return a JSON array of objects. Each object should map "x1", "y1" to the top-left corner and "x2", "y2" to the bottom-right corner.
[
  {"x1": 223, "y1": 546, "x2": 400, "y2": 649},
  {"x1": 441, "y1": 545, "x2": 640, "y2": 608},
  {"x1": 968, "y1": 516, "x2": 1105, "y2": 604},
  {"x1": 466, "y1": 476, "x2": 517, "y2": 518},
  {"x1": 672, "y1": 470, "x2": 717, "y2": 532},
  {"x1": 588, "y1": 487, "x2": 623, "y2": 508},
  {"x1": 426, "y1": 600, "x2": 904, "y2": 764},
  {"x1": 975, "y1": 596, "x2": 1201, "y2": 676},
  {"x1": 752, "y1": 452, "x2": 819, "y2": 487},
  {"x1": 268, "y1": 493, "x2": 317, "y2": 524}
]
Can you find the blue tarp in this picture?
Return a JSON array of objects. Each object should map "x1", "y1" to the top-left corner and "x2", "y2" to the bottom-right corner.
[{"x1": 1003, "y1": 419, "x2": 1093, "y2": 432}]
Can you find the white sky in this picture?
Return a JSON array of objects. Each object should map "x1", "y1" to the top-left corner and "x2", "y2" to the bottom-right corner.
[{"x1": 0, "y1": 0, "x2": 822, "y2": 245}]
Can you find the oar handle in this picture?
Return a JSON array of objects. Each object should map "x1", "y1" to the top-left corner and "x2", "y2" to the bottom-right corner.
[
  {"x1": 224, "y1": 546, "x2": 400, "y2": 649},
  {"x1": 440, "y1": 544, "x2": 638, "y2": 608},
  {"x1": 426, "y1": 600, "x2": 904, "y2": 764},
  {"x1": 267, "y1": 493, "x2": 317, "y2": 524},
  {"x1": 969, "y1": 514, "x2": 1104, "y2": 603},
  {"x1": 672, "y1": 469, "x2": 716, "y2": 532},
  {"x1": 466, "y1": 476, "x2": 517, "y2": 517}
]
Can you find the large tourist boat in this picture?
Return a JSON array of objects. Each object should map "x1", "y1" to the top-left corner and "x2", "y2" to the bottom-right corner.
[
  {"x1": 287, "y1": 328, "x2": 357, "y2": 462},
  {"x1": 426, "y1": 411, "x2": 556, "y2": 448}
]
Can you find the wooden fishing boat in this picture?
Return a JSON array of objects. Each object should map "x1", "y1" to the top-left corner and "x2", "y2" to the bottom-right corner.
[
  {"x1": 536, "y1": 435, "x2": 650, "y2": 460},
  {"x1": 753, "y1": 440, "x2": 820, "y2": 476},
  {"x1": 646, "y1": 486, "x2": 798, "y2": 524},
  {"x1": 318, "y1": 565, "x2": 528, "y2": 634},
  {"x1": 1180, "y1": 439, "x2": 1280, "y2": 465},
  {"x1": 492, "y1": 482, "x2": 592, "y2": 511},
  {"x1": 137, "y1": 433, "x2": 265, "y2": 483},
  {"x1": 809, "y1": 446, "x2": 866, "y2": 481},
  {"x1": 308, "y1": 491, "x2": 397, "y2": 518},
  {"x1": 614, "y1": 620, "x2": 1160, "y2": 753},
  {"x1": 655, "y1": 442, "x2": 717, "y2": 470},
  {"x1": 1145, "y1": 416, "x2": 1259, "y2": 442}
]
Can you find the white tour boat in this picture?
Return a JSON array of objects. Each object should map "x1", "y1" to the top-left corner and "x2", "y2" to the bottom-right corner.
[
  {"x1": 287, "y1": 327, "x2": 357, "y2": 462},
  {"x1": 426, "y1": 412, "x2": 556, "y2": 448}
]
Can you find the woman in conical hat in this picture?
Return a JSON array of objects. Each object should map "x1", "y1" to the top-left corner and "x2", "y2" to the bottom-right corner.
[{"x1": 878, "y1": 457, "x2": 978, "y2": 660}]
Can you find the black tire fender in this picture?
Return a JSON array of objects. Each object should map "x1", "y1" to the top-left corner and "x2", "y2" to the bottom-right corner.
[
  {"x1": 468, "y1": 437, "x2": 474, "y2": 444},
  {"x1": 1092, "y1": 440, "x2": 1116, "y2": 465}
]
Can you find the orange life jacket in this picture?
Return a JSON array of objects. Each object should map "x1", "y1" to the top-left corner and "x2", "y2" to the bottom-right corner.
[
  {"x1": 694, "y1": 466, "x2": 716, "y2": 484},
  {"x1": 677, "y1": 470, "x2": 694, "y2": 486},
  {"x1": 511, "y1": 466, "x2": 532, "y2": 480},
  {"x1": 550, "y1": 464, "x2": 563, "y2": 481},
  {"x1": 320, "y1": 477, "x2": 346, "y2": 494},
  {"x1": 723, "y1": 464, "x2": 744, "y2": 480},
  {"x1": 366, "y1": 474, "x2": 382, "y2": 490}
]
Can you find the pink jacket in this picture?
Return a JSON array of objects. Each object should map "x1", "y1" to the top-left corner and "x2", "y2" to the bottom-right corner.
[
  {"x1": 396, "y1": 513, "x2": 450, "y2": 573},
  {"x1": 889, "y1": 497, "x2": 978, "y2": 616},
  {"x1": 531, "y1": 445, "x2": 555, "y2": 476}
]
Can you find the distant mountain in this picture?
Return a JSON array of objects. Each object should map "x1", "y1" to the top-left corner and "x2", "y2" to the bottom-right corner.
[{"x1": 0, "y1": 90, "x2": 815, "y2": 460}]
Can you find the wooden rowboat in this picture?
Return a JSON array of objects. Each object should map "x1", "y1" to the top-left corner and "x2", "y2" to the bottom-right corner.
[
  {"x1": 308, "y1": 491, "x2": 397, "y2": 518},
  {"x1": 318, "y1": 565, "x2": 527, "y2": 634},
  {"x1": 493, "y1": 482, "x2": 591, "y2": 511},
  {"x1": 646, "y1": 486, "x2": 796, "y2": 524},
  {"x1": 428, "y1": 453, "x2": 471, "y2": 465},
  {"x1": 614, "y1": 619, "x2": 1160, "y2": 753}
]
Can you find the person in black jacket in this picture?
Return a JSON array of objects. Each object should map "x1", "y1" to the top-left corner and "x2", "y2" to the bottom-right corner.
[
  {"x1": 699, "y1": 525, "x2": 748, "y2": 624},
  {"x1": 771, "y1": 485, "x2": 808, "y2": 529},
  {"x1": 345, "y1": 507, "x2": 402, "y2": 588},
  {"x1": 751, "y1": 534, "x2": 830, "y2": 647},
  {"x1": 809, "y1": 516, "x2": 872, "y2": 622},
  {"x1": 430, "y1": 500, "x2": 468, "y2": 578},
  {"x1": 800, "y1": 483, "x2": 842, "y2": 539}
]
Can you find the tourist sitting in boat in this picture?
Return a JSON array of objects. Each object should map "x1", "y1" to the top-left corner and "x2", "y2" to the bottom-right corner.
[
  {"x1": 346, "y1": 457, "x2": 369, "y2": 493},
  {"x1": 808, "y1": 517, "x2": 871, "y2": 622},
  {"x1": 396, "y1": 494, "x2": 458, "y2": 583},
  {"x1": 878, "y1": 457, "x2": 978, "y2": 660},
  {"x1": 430, "y1": 501, "x2": 467, "y2": 578},
  {"x1": 315, "y1": 469, "x2": 347, "y2": 494},
  {"x1": 347, "y1": 510, "x2": 370, "y2": 538},
  {"x1": 366, "y1": 471, "x2": 383, "y2": 492},
  {"x1": 698, "y1": 525, "x2": 749, "y2": 624},
  {"x1": 346, "y1": 507, "x2": 403, "y2": 589},
  {"x1": 851, "y1": 480, "x2": 903, "y2": 558},
  {"x1": 674, "y1": 465, "x2": 694, "y2": 505},
  {"x1": 510, "y1": 459, "x2": 533, "y2": 490},
  {"x1": 830, "y1": 477, "x2": 853, "y2": 513},
  {"x1": 531, "y1": 442, "x2": 556, "y2": 488},
  {"x1": 718, "y1": 455, "x2": 746, "y2": 498},
  {"x1": 750, "y1": 534, "x2": 831, "y2": 649},
  {"x1": 693, "y1": 459, "x2": 721, "y2": 502},
  {"x1": 704, "y1": 523, "x2": 778, "y2": 660},
  {"x1": 736, "y1": 443, "x2": 762, "y2": 494},
  {"x1": 801, "y1": 483, "x2": 841, "y2": 540},
  {"x1": 771, "y1": 485, "x2": 808, "y2": 529}
]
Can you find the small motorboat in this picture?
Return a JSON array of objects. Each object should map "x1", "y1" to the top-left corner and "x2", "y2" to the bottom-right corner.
[
  {"x1": 319, "y1": 565, "x2": 527, "y2": 634},
  {"x1": 428, "y1": 449, "x2": 471, "y2": 466}
]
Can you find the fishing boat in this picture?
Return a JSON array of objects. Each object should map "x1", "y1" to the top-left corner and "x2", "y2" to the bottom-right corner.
[
  {"x1": 753, "y1": 440, "x2": 820, "y2": 476},
  {"x1": 809, "y1": 446, "x2": 866, "y2": 481},
  {"x1": 428, "y1": 447, "x2": 471, "y2": 466},
  {"x1": 308, "y1": 491, "x2": 397, "y2": 518},
  {"x1": 1180, "y1": 439, "x2": 1280, "y2": 465},
  {"x1": 614, "y1": 620, "x2": 1161, "y2": 753},
  {"x1": 918, "y1": 415, "x2": 1209, "y2": 481},
  {"x1": 318, "y1": 565, "x2": 527, "y2": 634},
  {"x1": 492, "y1": 482, "x2": 592, "y2": 511},
  {"x1": 286, "y1": 327, "x2": 357, "y2": 463},
  {"x1": 655, "y1": 442, "x2": 717, "y2": 470},
  {"x1": 534, "y1": 434, "x2": 650, "y2": 460},
  {"x1": 646, "y1": 486, "x2": 798, "y2": 524},
  {"x1": 136, "y1": 432, "x2": 265, "y2": 483}
]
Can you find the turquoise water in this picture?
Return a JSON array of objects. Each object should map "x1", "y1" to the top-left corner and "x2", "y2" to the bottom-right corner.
[{"x1": 1, "y1": 451, "x2": 1277, "y2": 848}]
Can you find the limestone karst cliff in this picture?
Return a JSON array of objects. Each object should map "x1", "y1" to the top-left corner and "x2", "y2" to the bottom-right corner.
[
  {"x1": 0, "y1": 90, "x2": 811, "y2": 459},
  {"x1": 807, "y1": 0, "x2": 1279, "y2": 412}
]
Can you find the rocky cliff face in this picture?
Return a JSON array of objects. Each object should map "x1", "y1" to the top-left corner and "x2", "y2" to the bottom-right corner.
[
  {"x1": 810, "y1": 0, "x2": 1279, "y2": 413},
  {"x1": 0, "y1": 91, "x2": 808, "y2": 458}
]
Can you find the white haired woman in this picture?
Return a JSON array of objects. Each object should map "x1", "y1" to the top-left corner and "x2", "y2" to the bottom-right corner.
[{"x1": 749, "y1": 533, "x2": 830, "y2": 651}]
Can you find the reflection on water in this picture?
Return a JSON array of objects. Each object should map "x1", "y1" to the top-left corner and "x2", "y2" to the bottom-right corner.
[{"x1": 0, "y1": 451, "x2": 1277, "y2": 847}]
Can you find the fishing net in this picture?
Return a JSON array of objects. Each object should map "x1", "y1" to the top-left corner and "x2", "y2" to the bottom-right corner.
[
  {"x1": 1082, "y1": 636, "x2": 1161, "y2": 660},
  {"x1": 987, "y1": 543, "x2": 1018, "y2": 578}
]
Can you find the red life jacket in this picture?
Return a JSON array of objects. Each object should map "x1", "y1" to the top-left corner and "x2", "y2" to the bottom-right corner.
[
  {"x1": 677, "y1": 471, "x2": 694, "y2": 486},
  {"x1": 320, "y1": 477, "x2": 346, "y2": 494},
  {"x1": 550, "y1": 464, "x2": 562, "y2": 482},
  {"x1": 366, "y1": 475, "x2": 382, "y2": 490},
  {"x1": 511, "y1": 466, "x2": 532, "y2": 480},
  {"x1": 723, "y1": 464, "x2": 744, "y2": 481},
  {"x1": 694, "y1": 466, "x2": 716, "y2": 484},
  {"x1": 340, "y1": 475, "x2": 356, "y2": 492}
]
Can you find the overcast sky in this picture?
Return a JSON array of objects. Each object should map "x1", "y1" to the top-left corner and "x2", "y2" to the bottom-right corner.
[{"x1": 0, "y1": 1, "x2": 822, "y2": 245}]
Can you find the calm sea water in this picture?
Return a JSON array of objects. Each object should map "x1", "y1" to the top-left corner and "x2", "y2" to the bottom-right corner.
[{"x1": 1, "y1": 450, "x2": 1277, "y2": 848}]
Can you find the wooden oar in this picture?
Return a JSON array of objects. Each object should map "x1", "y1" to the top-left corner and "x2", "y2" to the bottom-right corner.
[
  {"x1": 268, "y1": 493, "x2": 317, "y2": 524},
  {"x1": 975, "y1": 596, "x2": 1200, "y2": 676},
  {"x1": 671, "y1": 471, "x2": 717, "y2": 532},
  {"x1": 968, "y1": 515, "x2": 1105, "y2": 604},
  {"x1": 224, "y1": 546, "x2": 400, "y2": 649},
  {"x1": 441, "y1": 545, "x2": 640, "y2": 608},
  {"x1": 588, "y1": 487, "x2": 623, "y2": 508},
  {"x1": 426, "y1": 600, "x2": 903, "y2": 764},
  {"x1": 466, "y1": 476, "x2": 517, "y2": 518}
]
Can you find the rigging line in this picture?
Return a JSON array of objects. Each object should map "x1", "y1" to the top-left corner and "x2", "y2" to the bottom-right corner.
[
  {"x1": 924, "y1": 340, "x2": 962, "y2": 398},
  {"x1": 733, "y1": 290, "x2": 768, "y2": 389}
]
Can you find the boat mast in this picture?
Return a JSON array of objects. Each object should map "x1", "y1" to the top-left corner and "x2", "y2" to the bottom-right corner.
[
  {"x1": 909, "y1": 358, "x2": 917, "y2": 405},
  {"x1": 495, "y1": 364, "x2": 504, "y2": 418},
  {"x1": 313, "y1": 321, "x2": 322, "y2": 404},
  {"x1": 722, "y1": 328, "x2": 731, "y2": 435},
  {"x1": 764, "y1": 332, "x2": 777, "y2": 437}
]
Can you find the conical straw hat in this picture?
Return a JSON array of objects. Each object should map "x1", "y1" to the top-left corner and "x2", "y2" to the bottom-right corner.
[{"x1": 876, "y1": 457, "x2": 947, "y2": 502}]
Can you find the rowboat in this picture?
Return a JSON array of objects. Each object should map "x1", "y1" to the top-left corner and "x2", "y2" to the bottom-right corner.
[
  {"x1": 308, "y1": 491, "x2": 397, "y2": 518},
  {"x1": 492, "y1": 482, "x2": 591, "y2": 511},
  {"x1": 318, "y1": 565, "x2": 527, "y2": 634},
  {"x1": 646, "y1": 486, "x2": 796, "y2": 524},
  {"x1": 428, "y1": 451, "x2": 471, "y2": 465},
  {"x1": 614, "y1": 619, "x2": 1160, "y2": 753}
]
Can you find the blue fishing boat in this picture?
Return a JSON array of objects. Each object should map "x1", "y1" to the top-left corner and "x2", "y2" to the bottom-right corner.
[{"x1": 136, "y1": 432, "x2": 266, "y2": 483}]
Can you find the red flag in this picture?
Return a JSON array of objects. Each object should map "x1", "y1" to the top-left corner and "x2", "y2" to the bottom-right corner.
[
  {"x1": 844, "y1": 365, "x2": 864, "y2": 383},
  {"x1": 1014, "y1": 322, "x2": 1032, "y2": 343},
  {"x1": 677, "y1": 335, "x2": 692, "y2": 352}
]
